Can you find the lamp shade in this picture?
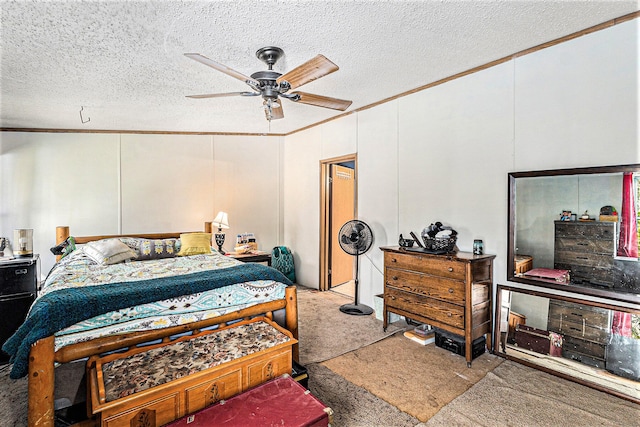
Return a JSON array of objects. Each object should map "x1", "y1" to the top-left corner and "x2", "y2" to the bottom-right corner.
[
  {"x1": 14, "y1": 229, "x2": 33, "y2": 257},
  {"x1": 213, "y1": 211, "x2": 230, "y2": 229}
]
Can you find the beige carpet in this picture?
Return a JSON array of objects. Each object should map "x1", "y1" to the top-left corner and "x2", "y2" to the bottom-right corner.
[
  {"x1": 322, "y1": 332, "x2": 503, "y2": 422},
  {"x1": 426, "y1": 360, "x2": 640, "y2": 427},
  {"x1": 296, "y1": 286, "x2": 404, "y2": 365}
]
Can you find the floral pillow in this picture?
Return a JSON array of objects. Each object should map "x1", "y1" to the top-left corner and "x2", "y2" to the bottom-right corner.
[{"x1": 119, "y1": 238, "x2": 178, "y2": 260}]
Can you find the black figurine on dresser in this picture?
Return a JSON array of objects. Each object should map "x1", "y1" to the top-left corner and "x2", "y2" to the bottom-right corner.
[{"x1": 0, "y1": 255, "x2": 39, "y2": 364}]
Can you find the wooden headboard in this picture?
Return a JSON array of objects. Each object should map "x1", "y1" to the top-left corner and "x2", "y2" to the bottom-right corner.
[
  {"x1": 56, "y1": 222, "x2": 214, "y2": 245},
  {"x1": 55, "y1": 222, "x2": 214, "y2": 260}
]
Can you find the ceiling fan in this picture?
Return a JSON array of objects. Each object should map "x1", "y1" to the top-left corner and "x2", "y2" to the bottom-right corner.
[{"x1": 184, "y1": 46, "x2": 352, "y2": 121}]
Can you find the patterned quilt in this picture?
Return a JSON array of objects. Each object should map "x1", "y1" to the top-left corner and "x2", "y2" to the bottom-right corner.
[{"x1": 41, "y1": 249, "x2": 287, "y2": 351}]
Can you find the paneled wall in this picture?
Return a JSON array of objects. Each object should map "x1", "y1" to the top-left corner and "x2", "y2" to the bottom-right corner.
[
  {"x1": 0, "y1": 133, "x2": 283, "y2": 274},
  {"x1": 283, "y1": 18, "x2": 639, "y2": 307}
]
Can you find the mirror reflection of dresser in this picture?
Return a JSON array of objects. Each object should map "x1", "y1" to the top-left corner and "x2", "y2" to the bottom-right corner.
[{"x1": 501, "y1": 164, "x2": 640, "y2": 403}]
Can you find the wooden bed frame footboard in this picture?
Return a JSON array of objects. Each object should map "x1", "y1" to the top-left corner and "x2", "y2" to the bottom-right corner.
[{"x1": 26, "y1": 225, "x2": 299, "y2": 427}]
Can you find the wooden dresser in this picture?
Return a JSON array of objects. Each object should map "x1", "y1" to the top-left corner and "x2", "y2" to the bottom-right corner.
[
  {"x1": 547, "y1": 299, "x2": 612, "y2": 368},
  {"x1": 554, "y1": 221, "x2": 616, "y2": 288},
  {"x1": 380, "y1": 247, "x2": 495, "y2": 367}
]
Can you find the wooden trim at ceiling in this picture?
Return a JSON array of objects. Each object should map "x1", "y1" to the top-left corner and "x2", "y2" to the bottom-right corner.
[
  {"x1": 288, "y1": 10, "x2": 640, "y2": 136},
  {"x1": 1, "y1": 11, "x2": 637, "y2": 137},
  {"x1": 0, "y1": 127, "x2": 286, "y2": 137}
]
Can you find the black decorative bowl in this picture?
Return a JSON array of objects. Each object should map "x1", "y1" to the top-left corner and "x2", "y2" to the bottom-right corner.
[{"x1": 399, "y1": 238, "x2": 415, "y2": 248}]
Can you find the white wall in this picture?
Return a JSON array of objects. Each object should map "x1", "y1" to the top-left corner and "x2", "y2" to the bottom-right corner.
[
  {"x1": 283, "y1": 18, "x2": 639, "y2": 309},
  {"x1": 282, "y1": 126, "x2": 322, "y2": 287},
  {"x1": 0, "y1": 133, "x2": 284, "y2": 274},
  {"x1": 1, "y1": 133, "x2": 120, "y2": 274}
]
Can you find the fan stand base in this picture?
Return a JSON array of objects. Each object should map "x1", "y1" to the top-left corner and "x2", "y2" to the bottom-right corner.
[{"x1": 339, "y1": 303, "x2": 374, "y2": 316}]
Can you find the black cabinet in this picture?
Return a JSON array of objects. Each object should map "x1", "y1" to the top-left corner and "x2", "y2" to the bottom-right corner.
[{"x1": 1, "y1": 255, "x2": 39, "y2": 364}]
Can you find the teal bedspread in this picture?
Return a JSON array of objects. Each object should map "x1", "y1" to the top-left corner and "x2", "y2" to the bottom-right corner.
[{"x1": 2, "y1": 263, "x2": 292, "y2": 379}]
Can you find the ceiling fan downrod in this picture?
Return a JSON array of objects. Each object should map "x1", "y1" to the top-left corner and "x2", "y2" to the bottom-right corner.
[{"x1": 255, "y1": 46, "x2": 284, "y2": 71}]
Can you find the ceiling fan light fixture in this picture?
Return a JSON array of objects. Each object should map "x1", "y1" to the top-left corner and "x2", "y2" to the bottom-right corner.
[{"x1": 185, "y1": 47, "x2": 352, "y2": 121}]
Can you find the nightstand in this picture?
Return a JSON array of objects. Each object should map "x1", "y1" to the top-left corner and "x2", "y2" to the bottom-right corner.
[
  {"x1": 0, "y1": 254, "x2": 39, "y2": 364},
  {"x1": 227, "y1": 251, "x2": 272, "y2": 266}
]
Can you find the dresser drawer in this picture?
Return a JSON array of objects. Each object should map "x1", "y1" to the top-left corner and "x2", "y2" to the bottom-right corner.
[
  {"x1": 554, "y1": 251, "x2": 613, "y2": 269},
  {"x1": 385, "y1": 288, "x2": 464, "y2": 329},
  {"x1": 555, "y1": 222, "x2": 615, "y2": 241},
  {"x1": 0, "y1": 261, "x2": 37, "y2": 296},
  {"x1": 547, "y1": 300, "x2": 612, "y2": 344},
  {"x1": 554, "y1": 238, "x2": 614, "y2": 255},
  {"x1": 554, "y1": 263, "x2": 613, "y2": 288},
  {"x1": 385, "y1": 267, "x2": 465, "y2": 304},
  {"x1": 384, "y1": 252, "x2": 465, "y2": 280},
  {"x1": 562, "y1": 335, "x2": 607, "y2": 360}
]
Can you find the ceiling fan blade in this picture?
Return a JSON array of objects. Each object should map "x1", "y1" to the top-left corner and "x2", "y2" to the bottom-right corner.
[
  {"x1": 292, "y1": 92, "x2": 352, "y2": 111},
  {"x1": 263, "y1": 100, "x2": 284, "y2": 121},
  {"x1": 185, "y1": 53, "x2": 259, "y2": 86},
  {"x1": 276, "y1": 54, "x2": 338, "y2": 90},
  {"x1": 186, "y1": 92, "x2": 258, "y2": 99}
]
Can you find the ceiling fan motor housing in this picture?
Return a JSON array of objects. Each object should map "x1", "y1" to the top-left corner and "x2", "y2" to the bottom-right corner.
[
  {"x1": 255, "y1": 46, "x2": 284, "y2": 70},
  {"x1": 250, "y1": 70, "x2": 284, "y2": 100}
]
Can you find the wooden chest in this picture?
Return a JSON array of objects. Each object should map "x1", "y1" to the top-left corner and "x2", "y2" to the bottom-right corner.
[
  {"x1": 547, "y1": 299, "x2": 612, "y2": 367},
  {"x1": 87, "y1": 317, "x2": 296, "y2": 427},
  {"x1": 514, "y1": 324, "x2": 549, "y2": 354},
  {"x1": 380, "y1": 247, "x2": 495, "y2": 367},
  {"x1": 514, "y1": 255, "x2": 533, "y2": 275},
  {"x1": 554, "y1": 221, "x2": 616, "y2": 288},
  {"x1": 165, "y1": 375, "x2": 332, "y2": 427}
]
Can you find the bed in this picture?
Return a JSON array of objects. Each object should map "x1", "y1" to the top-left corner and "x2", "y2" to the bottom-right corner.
[{"x1": 2, "y1": 223, "x2": 298, "y2": 427}]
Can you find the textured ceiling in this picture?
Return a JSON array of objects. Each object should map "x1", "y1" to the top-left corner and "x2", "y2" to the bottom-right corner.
[{"x1": 1, "y1": 1, "x2": 638, "y2": 135}]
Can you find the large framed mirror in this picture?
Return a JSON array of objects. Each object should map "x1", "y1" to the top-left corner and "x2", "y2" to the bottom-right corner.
[
  {"x1": 507, "y1": 164, "x2": 640, "y2": 304},
  {"x1": 495, "y1": 285, "x2": 640, "y2": 403}
]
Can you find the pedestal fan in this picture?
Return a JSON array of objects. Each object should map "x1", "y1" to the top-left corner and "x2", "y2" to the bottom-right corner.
[{"x1": 338, "y1": 220, "x2": 374, "y2": 316}]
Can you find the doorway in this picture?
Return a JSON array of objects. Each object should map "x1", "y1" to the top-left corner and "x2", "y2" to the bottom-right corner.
[{"x1": 320, "y1": 154, "x2": 357, "y2": 295}]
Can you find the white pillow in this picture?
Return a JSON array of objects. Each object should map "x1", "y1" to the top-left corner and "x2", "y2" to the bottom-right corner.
[{"x1": 83, "y1": 239, "x2": 138, "y2": 265}]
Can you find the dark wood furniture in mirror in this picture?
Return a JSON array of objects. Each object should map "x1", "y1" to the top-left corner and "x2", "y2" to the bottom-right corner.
[
  {"x1": 507, "y1": 164, "x2": 640, "y2": 304},
  {"x1": 494, "y1": 284, "x2": 639, "y2": 403}
]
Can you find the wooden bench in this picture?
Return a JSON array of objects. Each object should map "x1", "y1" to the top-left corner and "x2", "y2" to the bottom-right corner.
[{"x1": 87, "y1": 317, "x2": 297, "y2": 427}]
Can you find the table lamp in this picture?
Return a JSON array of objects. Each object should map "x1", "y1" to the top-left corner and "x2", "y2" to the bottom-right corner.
[
  {"x1": 14, "y1": 229, "x2": 33, "y2": 257},
  {"x1": 212, "y1": 211, "x2": 229, "y2": 254}
]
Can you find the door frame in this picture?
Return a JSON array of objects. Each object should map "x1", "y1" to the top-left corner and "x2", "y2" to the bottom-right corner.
[{"x1": 319, "y1": 153, "x2": 357, "y2": 291}]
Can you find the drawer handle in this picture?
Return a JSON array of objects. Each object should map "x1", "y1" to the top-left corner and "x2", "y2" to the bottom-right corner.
[
  {"x1": 448, "y1": 267, "x2": 453, "y2": 272},
  {"x1": 391, "y1": 258, "x2": 397, "y2": 263},
  {"x1": 15, "y1": 269, "x2": 28, "y2": 275},
  {"x1": 447, "y1": 313, "x2": 452, "y2": 317},
  {"x1": 392, "y1": 276, "x2": 398, "y2": 281},
  {"x1": 390, "y1": 295, "x2": 396, "y2": 300},
  {"x1": 448, "y1": 288, "x2": 454, "y2": 293}
]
